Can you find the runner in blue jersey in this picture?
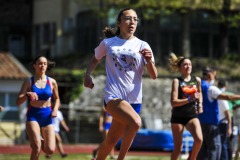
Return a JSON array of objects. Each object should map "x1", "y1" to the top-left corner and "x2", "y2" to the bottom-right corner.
[
  {"x1": 17, "y1": 56, "x2": 60, "y2": 160},
  {"x1": 197, "y1": 67, "x2": 240, "y2": 160}
]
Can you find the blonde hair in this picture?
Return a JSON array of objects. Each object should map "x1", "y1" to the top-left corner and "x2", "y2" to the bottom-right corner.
[{"x1": 168, "y1": 53, "x2": 185, "y2": 72}]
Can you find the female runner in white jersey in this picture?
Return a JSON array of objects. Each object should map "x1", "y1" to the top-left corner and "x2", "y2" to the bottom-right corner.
[{"x1": 84, "y1": 8, "x2": 158, "y2": 160}]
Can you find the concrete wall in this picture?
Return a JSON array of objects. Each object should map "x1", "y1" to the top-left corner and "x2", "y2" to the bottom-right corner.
[{"x1": 0, "y1": 80, "x2": 23, "y2": 92}]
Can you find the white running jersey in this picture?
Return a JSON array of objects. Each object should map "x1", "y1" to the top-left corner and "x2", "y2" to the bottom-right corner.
[
  {"x1": 52, "y1": 110, "x2": 63, "y2": 132},
  {"x1": 218, "y1": 99, "x2": 229, "y2": 123},
  {"x1": 95, "y1": 36, "x2": 154, "y2": 104}
]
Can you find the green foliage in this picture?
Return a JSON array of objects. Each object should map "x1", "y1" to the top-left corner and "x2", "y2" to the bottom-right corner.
[
  {"x1": 49, "y1": 68, "x2": 85, "y2": 103},
  {"x1": 190, "y1": 54, "x2": 240, "y2": 79},
  {"x1": 89, "y1": 0, "x2": 240, "y2": 26},
  {"x1": 0, "y1": 154, "x2": 170, "y2": 160},
  {"x1": 226, "y1": 12, "x2": 240, "y2": 27},
  {"x1": 65, "y1": 70, "x2": 85, "y2": 101},
  {"x1": 218, "y1": 53, "x2": 240, "y2": 78},
  {"x1": 221, "y1": 53, "x2": 240, "y2": 62}
]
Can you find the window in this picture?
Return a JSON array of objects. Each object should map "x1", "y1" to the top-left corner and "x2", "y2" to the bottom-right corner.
[
  {"x1": 0, "y1": 92, "x2": 19, "y2": 109},
  {"x1": 0, "y1": 93, "x2": 5, "y2": 105},
  {"x1": 33, "y1": 22, "x2": 56, "y2": 56},
  {"x1": 63, "y1": 17, "x2": 73, "y2": 33},
  {"x1": 43, "y1": 23, "x2": 50, "y2": 45},
  {"x1": 8, "y1": 35, "x2": 25, "y2": 58},
  {"x1": 0, "y1": 92, "x2": 19, "y2": 121},
  {"x1": 9, "y1": 93, "x2": 18, "y2": 108}
]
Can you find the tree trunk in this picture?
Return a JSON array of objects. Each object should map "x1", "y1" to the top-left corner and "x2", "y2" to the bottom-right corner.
[
  {"x1": 181, "y1": 13, "x2": 191, "y2": 58},
  {"x1": 220, "y1": 23, "x2": 229, "y2": 56},
  {"x1": 155, "y1": 14, "x2": 161, "y2": 64},
  {"x1": 220, "y1": 0, "x2": 230, "y2": 56}
]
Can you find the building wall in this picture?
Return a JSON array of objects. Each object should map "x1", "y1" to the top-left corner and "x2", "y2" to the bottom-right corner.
[
  {"x1": 33, "y1": 0, "x2": 99, "y2": 58},
  {"x1": 0, "y1": 79, "x2": 26, "y2": 123},
  {"x1": 33, "y1": 0, "x2": 62, "y2": 24},
  {"x1": 0, "y1": 80, "x2": 23, "y2": 92},
  {"x1": 0, "y1": 79, "x2": 28, "y2": 143},
  {"x1": 0, "y1": 1, "x2": 32, "y2": 59}
]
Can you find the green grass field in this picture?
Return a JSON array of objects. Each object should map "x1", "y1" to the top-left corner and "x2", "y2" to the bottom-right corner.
[
  {"x1": 0, "y1": 154, "x2": 170, "y2": 160},
  {"x1": 2, "y1": 153, "x2": 240, "y2": 160}
]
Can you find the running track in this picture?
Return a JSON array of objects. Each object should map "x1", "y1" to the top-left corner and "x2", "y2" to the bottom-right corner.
[{"x1": 0, "y1": 144, "x2": 171, "y2": 156}]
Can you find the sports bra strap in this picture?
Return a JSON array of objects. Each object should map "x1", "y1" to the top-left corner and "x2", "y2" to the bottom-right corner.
[
  {"x1": 30, "y1": 76, "x2": 53, "y2": 89},
  {"x1": 46, "y1": 76, "x2": 53, "y2": 90},
  {"x1": 46, "y1": 76, "x2": 50, "y2": 85}
]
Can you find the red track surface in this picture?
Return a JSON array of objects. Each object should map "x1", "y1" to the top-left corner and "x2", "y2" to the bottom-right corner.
[{"x1": 0, "y1": 144, "x2": 171, "y2": 156}]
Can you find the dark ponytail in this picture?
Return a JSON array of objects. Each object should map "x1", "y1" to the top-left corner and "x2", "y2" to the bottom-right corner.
[
  {"x1": 102, "y1": 27, "x2": 116, "y2": 38},
  {"x1": 32, "y1": 55, "x2": 56, "y2": 71}
]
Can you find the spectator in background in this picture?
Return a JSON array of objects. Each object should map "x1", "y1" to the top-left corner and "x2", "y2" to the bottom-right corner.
[
  {"x1": 233, "y1": 102, "x2": 240, "y2": 160},
  {"x1": 46, "y1": 110, "x2": 69, "y2": 159},
  {"x1": 224, "y1": 87, "x2": 240, "y2": 159},
  {"x1": 92, "y1": 107, "x2": 114, "y2": 160},
  {"x1": 197, "y1": 66, "x2": 240, "y2": 160},
  {"x1": 168, "y1": 53, "x2": 203, "y2": 160},
  {"x1": 217, "y1": 80, "x2": 232, "y2": 160}
]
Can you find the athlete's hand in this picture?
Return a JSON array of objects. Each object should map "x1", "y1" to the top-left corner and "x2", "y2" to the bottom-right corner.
[
  {"x1": 194, "y1": 92, "x2": 201, "y2": 101},
  {"x1": 139, "y1": 48, "x2": 153, "y2": 63},
  {"x1": 65, "y1": 127, "x2": 70, "y2": 132},
  {"x1": 84, "y1": 74, "x2": 94, "y2": 89},
  {"x1": 189, "y1": 92, "x2": 200, "y2": 101},
  {"x1": 99, "y1": 125, "x2": 104, "y2": 132},
  {"x1": 26, "y1": 92, "x2": 39, "y2": 101},
  {"x1": 51, "y1": 109, "x2": 57, "y2": 118}
]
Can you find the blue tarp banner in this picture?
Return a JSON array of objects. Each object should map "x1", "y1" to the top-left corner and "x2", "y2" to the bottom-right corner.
[{"x1": 116, "y1": 129, "x2": 193, "y2": 152}]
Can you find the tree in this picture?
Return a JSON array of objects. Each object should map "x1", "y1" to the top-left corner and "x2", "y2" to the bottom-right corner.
[{"x1": 85, "y1": 0, "x2": 240, "y2": 58}]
